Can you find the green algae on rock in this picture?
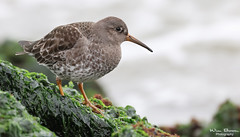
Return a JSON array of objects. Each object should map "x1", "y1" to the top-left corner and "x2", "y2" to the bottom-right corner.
[
  {"x1": 0, "y1": 59, "x2": 113, "y2": 137},
  {"x1": 0, "y1": 90, "x2": 56, "y2": 137},
  {"x1": 0, "y1": 59, "x2": 176, "y2": 137}
]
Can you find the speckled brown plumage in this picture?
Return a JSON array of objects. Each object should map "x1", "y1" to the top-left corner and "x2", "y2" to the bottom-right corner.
[{"x1": 18, "y1": 16, "x2": 153, "y2": 115}]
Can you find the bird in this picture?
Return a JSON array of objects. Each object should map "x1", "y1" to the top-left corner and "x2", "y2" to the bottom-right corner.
[{"x1": 17, "y1": 16, "x2": 153, "y2": 115}]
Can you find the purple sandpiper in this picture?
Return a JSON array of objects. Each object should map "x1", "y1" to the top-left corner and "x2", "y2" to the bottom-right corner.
[{"x1": 17, "y1": 16, "x2": 153, "y2": 115}]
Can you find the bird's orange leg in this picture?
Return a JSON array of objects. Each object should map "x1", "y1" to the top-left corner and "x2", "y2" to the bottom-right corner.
[
  {"x1": 78, "y1": 83, "x2": 103, "y2": 116},
  {"x1": 56, "y1": 77, "x2": 64, "y2": 96}
]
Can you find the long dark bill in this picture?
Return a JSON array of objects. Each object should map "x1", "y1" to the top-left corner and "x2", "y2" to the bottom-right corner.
[{"x1": 125, "y1": 34, "x2": 153, "y2": 52}]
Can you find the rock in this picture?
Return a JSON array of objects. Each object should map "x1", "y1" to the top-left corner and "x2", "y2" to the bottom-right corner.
[
  {"x1": 0, "y1": 90, "x2": 56, "y2": 137},
  {"x1": 0, "y1": 59, "x2": 177, "y2": 137}
]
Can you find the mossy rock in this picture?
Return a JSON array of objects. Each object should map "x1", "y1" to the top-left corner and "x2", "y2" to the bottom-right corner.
[
  {"x1": 0, "y1": 59, "x2": 177, "y2": 137},
  {"x1": 0, "y1": 90, "x2": 56, "y2": 137}
]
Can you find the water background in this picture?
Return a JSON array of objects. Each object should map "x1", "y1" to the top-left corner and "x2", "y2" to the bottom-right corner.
[{"x1": 1, "y1": 0, "x2": 240, "y2": 125}]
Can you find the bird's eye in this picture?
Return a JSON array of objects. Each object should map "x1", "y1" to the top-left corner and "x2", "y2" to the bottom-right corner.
[{"x1": 115, "y1": 27, "x2": 123, "y2": 33}]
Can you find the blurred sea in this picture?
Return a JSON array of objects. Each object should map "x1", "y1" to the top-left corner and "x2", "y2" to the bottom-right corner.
[{"x1": 1, "y1": 0, "x2": 240, "y2": 125}]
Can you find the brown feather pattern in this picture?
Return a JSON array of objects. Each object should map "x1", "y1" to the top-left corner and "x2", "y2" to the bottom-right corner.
[{"x1": 22, "y1": 22, "x2": 94, "y2": 66}]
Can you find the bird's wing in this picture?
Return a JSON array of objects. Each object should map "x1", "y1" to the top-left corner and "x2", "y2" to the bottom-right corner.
[{"x1": 26, "y1": 25, "x2": 83, "y2": 65}]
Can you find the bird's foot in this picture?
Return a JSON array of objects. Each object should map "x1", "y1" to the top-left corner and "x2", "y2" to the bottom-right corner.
[
  {"x1": 83, "y1": 100, "x2": 104, "y2": 116},
  {"x1": 78, "y1": 83, "x2": 104, "y2": 116}
]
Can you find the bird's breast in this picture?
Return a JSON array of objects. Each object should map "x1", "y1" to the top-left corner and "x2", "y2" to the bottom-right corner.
[
  {"x1": 52, "y1": 44, "x2": 122, "y2": 82},
  {"x1": 87, "y1": 44, "x2": 122, "y2": 76}
]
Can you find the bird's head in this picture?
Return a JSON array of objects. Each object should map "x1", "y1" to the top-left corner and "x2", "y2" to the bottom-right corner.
[{"x1": 93, "y1": 16, "x2": 153, "y2": 52}]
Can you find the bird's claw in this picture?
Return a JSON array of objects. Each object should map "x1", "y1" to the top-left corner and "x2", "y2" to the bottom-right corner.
[{"x1": 83, "y1": 100, "x2": 104, "y2": 116}]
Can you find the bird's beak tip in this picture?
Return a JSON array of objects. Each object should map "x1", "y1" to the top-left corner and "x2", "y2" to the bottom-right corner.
[{"x1": 125, "y1": 34, "x2": 153, "y2": 52}]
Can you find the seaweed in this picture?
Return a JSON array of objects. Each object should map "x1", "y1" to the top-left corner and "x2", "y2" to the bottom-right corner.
[
  {"x1": 0, "y1": 59, "x2": 176, "y2": 137},
  {"x1": 0, "y1": 90, "x2": 56, "y2": 137}
]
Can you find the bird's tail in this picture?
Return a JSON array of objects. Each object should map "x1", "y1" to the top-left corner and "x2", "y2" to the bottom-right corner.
[{"x1": 16, "y1": 40, "x2": 34, "y2": 55}]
